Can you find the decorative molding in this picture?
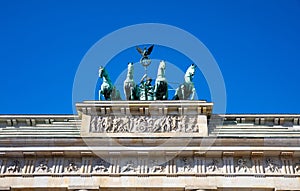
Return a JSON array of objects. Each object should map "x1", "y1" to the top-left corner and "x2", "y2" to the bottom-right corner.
[{"x1": 0, "y1": 154, "x2": 300, "y2": 177}]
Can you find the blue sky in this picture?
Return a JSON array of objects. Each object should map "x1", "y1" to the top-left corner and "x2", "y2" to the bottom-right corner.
[{"x1": 0, "y1": 0, "x2": 299, "y2": 114}]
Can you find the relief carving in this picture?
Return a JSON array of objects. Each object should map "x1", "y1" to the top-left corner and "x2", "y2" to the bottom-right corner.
[
  {"x1": 178, "y1": 157, "x2": 194, "y2": 173},
  {"x1": 7, "y1": 160, "x2": 21, "y2": 173},
  {"x1": 236, "y1": 158, "x2": 250, "y2": 173},
  {"x1": 149, "y1": 160, "x2": 165, "y2": 173},
  {"x1": 66, "y1": 160, "x2": 79, "y2": 173},
  {"x1": 2, "y1": 156, "x2": 299, "y2": 176},
  {"x1": 89, "y1": 115, "x2": 198, "y2": 133},
  {"x1": 103, "y1": 116, "x2": 113, "y2": 132},
  {"x1": 121, "y1": 160, "x2": 136, "y2": 173},
  {"x1": 265, "y1": 158, "x2": 280, "y2": 173},
  {"x1": 177, "y1": 116, "x2": 187, "y2": 132},
  {"x1": 187, "y1": 117, "x2": 198, "y2": 132},
  {"x1": 93, "y1": 158, "x2": 110, "y2": 173},
  {"x1": 36, "y1": 159, "x2": 51, "y2": 173},
  {"x1": 136, "y1": 116, "x2": 149, "y2": 132},
  {"x1": 294, "y1": 161, "x2": 300, "y2": 173},
  {"x1": 207, "y1": 159, "x2": 220, "y2": 173},
  {"x1": 90, "y1": 116, "x2": 97, "y2": 132}
]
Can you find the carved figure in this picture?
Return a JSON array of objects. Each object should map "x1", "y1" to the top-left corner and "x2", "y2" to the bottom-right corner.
[
  {"x1": 154, "y1": 60, "x2": 168, "y2": 100},
  {"x1": 152, "y1": 166, "x2": 163, "y2": 173},
  {"x1": 121, "y1": 161, "x2": 136, "y2": 173},
  {"x1": 36, "y1": 160, "x2": 50, "y2": 173},
  {"x1": 115, "y1": 117, "x2": 130, "y2": 133},
  {"x1": 182, "y1": 158, "x2": 193, "y2": 172},
  {"x1": 266, "y1": 158, "x2": 280, "y2": 173},
  {"x1": 153, "y1": 117, "x2": 165, "y2": 132},
  {"x1": 207, "y1": 159, "x2": 219, "y2": 172},
  {"x1": 173, "y1": 64, "x2": 196, "y2": 100},
  {"x1": 93, "y1": 159, "x2": 109, "y2": 173},
  {"x1": 150, "y1": 160, "x2": 165, "y2": 173},
  {"x1": 162, "y1": 116, "x2": 172, "y2": 132},
  {"x1": 146, "y1": 116, "x2": 154, "y2": 127},
  {"x1": 7, "y1": 160, "x2": 21, "y2": 173},
  {"x1": 90, "y1": 116, "x2": 97, "y2": 132},
  {"x1": 97, "y1": 116, "x2": 105, "y2": 132},
  {"x1": 130, "y1": 117, "x2": 140, "y2": 132},
  {"x1": 237, "y1": 158, "x2": 249, "y2": 173},
  {"x1": 295, "y1": 162, "x2": 300, "y2": 173},
  {"x1": 103, "y1": 116, "x2": 112, "y2": 132},
  {"x1": 136, "y1": 123, "x2": 147, "y2": 132},
  {"x1": 178, "y1": 115, "x2": 187, "y2": 132},
  {"x1": 112, "y1": 117, "x2": 121, "y2": 132},
  {"x1": 99, "y1": 66, "x2": 121, "y2": 101},
  {"x1": 186, "y1": 117, "x2": 197, "y2": 132},
  {"x1": 66, "y1": 161, "x2": 79, "y2": 173},
  {"x1": 94, "y1": 165, "x2": 107, "y2": 173}
]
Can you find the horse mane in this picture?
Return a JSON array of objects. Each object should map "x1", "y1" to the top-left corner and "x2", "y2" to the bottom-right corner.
[{"x1": 100, "y1": 67, "x2": 112, "y2": 84}]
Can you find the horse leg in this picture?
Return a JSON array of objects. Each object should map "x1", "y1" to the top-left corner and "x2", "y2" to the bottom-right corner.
[
  {"x1": 153, "y1": 82, "x2": 157, "y2": 100},
  {"x1": 172, "y1": 87, "x2": 180, "y2": 100},
  {"x1": 163, "y1": 81, "x2": 168, "y2": 100},
  {"x1": 99, "y1": 89, "x2": 107, "y2": 100},
  {"x1": 190, "y1": 87, "x2": 195, "y2": 100},
  {"x1": 124, "y1": 83, "x2": 129, "y2": 100},
  {"x1": 181, "y1": 85, "x2": 185, "y2": 99},
  {"x1": 99, "y1": 90, "x2": 102, "y2": 100},
  {"x1": 105, "y1": 88, "x2": 112, "y2": 101},
  {"x1": 112, "y1": 87, "x2": 121, "y2": 100},
  {"x1": 130, "y1": 86, "x2": 138, "y2": 100},
  {"x1": 116, "y1": 89, "x2": 121, "y2": 100}
]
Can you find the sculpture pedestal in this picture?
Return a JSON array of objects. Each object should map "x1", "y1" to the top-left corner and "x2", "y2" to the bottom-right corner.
[{"x1": 76, "y1": 100, "x2": 213, "y2": 138}]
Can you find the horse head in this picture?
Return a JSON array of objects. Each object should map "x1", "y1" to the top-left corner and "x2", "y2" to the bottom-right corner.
[
  {"x1": 127, "y1": 62, "x2": 134, "y2": 80},
  {"x1": 154, "y1": 60, "x2": 168, "y2": 100},
  {"x1": 99, "y1": 66, "x2": 105, "y2": 78},
  {"x1": 157, "y1": 60, "x2": 166, "y2": 79},
  {"x1": 185, "y1": 64, "x2": 196, "y2": 83},
  {"x1": 159, "y1": 60, "x2": 166, "y2": 70}
]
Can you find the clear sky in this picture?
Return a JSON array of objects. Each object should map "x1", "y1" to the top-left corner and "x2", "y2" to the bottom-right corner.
[{"x1": 0, "y1": 0, "x2": 299, "y2": 114}]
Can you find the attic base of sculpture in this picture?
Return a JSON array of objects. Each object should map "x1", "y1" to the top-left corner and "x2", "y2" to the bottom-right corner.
[{"x1": 76, "y1": 100, "x2": 213, "y2": 137}]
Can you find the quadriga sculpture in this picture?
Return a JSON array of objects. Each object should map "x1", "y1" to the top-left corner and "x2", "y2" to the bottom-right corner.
[{"x1": 102, "y1": 62, "x2": 197, "y2": 101}]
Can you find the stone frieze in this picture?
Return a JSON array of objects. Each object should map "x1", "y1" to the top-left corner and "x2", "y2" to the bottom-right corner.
[{"x1": 0, "y1": 155, "x2": 299, "y2": 176}]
